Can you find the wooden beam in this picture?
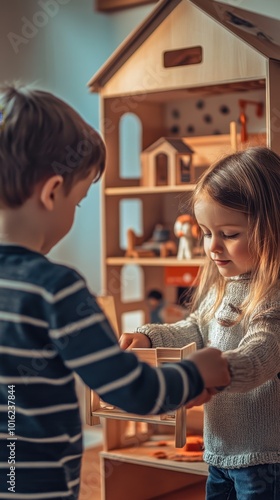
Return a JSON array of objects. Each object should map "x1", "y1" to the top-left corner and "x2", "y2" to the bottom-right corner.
[
  {"x1": 266, "y1": 59, "x2": 280, "y2": 155},
  {"x1": 96, "y1": 0, "x2": 158, "y2": 12}
]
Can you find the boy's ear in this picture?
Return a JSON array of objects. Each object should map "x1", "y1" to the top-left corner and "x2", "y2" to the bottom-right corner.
[{"x1": 40, "y1": 175, "x2": 64, "y2": 211}]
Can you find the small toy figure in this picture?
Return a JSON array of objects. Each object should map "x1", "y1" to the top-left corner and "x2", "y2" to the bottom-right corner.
[
  {"x1": 146, "y1": 289, "x2": 165, "y2": 323},
  {"x1": 174, "y1": 214, "x2": 198, "y2": 260},
  {"x1": 146, "y1": 289, "x2": 187, "y2": 324}
]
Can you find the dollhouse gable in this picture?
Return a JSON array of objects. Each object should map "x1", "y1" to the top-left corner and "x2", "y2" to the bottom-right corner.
[
  {"x1": 141, "y1": 137, "x2": 194, "y2": 187},
  {"x1": 88, "y1": 0, "x2": 269, "y2": 97}
]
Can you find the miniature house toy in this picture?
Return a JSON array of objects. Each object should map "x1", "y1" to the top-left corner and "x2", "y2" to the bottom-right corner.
[
  {"x1": 87, "y1": 1, "x2": 280, "y2": 497},
  {"x1": 141, "y1": 137, "x2": 194, "y2": 187}
]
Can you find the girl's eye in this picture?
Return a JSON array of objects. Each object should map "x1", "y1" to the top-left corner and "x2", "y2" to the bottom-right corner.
[
  {"x1": 202, "y1": 232, "x2": 240, "y2": 239},
  {"x1": 223, "y1": 233, "x2": 239, "y2": 239}
]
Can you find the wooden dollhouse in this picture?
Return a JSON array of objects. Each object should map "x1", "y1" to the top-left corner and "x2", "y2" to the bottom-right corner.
[{"x1": 87, "y1": 1, "x2": 280, "y2": 498}]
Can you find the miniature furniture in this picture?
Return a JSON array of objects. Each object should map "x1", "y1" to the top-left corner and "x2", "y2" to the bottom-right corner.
[
  {"x1": 125, "y1": 225, "x2": 177, "y2": 258},
  {"x1": 86, "y1": 297, "x2": 206, "y2": 499},
  {"x1": 141, "y1": 137, "x2": 195, "y2": 187},
  {"x1": 89, "y1": 343, "x2": 197, "y2": 448}
]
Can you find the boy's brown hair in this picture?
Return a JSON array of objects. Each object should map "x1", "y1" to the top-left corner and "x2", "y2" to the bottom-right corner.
[{"x1": 0, "y1": 84, "x2": 106, "y2": 207}]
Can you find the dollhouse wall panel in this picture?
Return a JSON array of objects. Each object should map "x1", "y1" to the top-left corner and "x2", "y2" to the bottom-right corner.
[
  {"x1": 104, "y1": 197, "x2": 121, "y2": 256},
  {"x1": 165, "y1": 89, "x2": 266, "y2": 138}
]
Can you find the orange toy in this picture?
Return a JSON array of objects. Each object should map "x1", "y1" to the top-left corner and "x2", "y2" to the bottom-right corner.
[{"x1": 174, "y1": 215, "x2": 200, "y2": 260}]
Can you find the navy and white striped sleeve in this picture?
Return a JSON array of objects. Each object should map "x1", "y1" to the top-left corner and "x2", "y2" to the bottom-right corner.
[{"x1": 46, "y1": 272, "x2": 204, "y2": 415}]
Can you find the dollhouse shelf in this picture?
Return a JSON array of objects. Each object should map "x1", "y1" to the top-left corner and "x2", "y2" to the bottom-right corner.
[
  {"x1": 106, "y1": 256, "x2": 205, "y2": 266},
  {"x1": 105, "y1": 185, "x2": 196, "y2": 195},
  {"x1": 100, "y1": 447, "x2": 208, "y2": 475},
  {"x1": 91, "y1": 408, "x2": 176, "y2": 424}
]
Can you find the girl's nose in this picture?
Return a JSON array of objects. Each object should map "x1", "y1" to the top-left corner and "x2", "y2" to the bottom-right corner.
[{"x1": 209, "y1": 236, "x2": 223, "y2": 254}]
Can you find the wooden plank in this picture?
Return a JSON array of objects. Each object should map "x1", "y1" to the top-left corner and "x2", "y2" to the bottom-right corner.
[
  {"x1": 106, "y1": 256, "x2": 205, "y2": 266},
  {"x1": 92, "y1": 409, "x2": 173, "y2": 425},
  {"x1": 105, "y1": 185, "x2": 196, "y2": 195},
  {"x1": 85, "y1": 387, "x2": 101, "y2": 426},
  {"x1": 103, "y1": 419, "x2": 129, "y2": 451},
  {"x1": 101, "y1": 447, "x2": 208, "y2": 474},
  {"x1": 96, "y1": 0, "x2": 158, "y2": 11},
  {"x1": 85, "y1": 296, "x2": 119, "y2": 426},
  {"x1": 97, "y1": 295, "x2": 119, "y2": 337},
  {"x1": 132, "y1": 348, "x2": 158, "y2": 366},
  {"x1": 175, "y1": 406, "x2": 186, "y2": 448}
]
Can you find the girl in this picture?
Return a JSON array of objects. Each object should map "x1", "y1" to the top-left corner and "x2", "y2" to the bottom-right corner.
[{"x1": 120, "y1": 146, "x2": 280, "y2": 500}]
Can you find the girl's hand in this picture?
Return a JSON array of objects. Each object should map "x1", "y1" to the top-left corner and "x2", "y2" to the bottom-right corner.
[{"x1": 119, "y1": 332, "x2": 152, "y2": 350}]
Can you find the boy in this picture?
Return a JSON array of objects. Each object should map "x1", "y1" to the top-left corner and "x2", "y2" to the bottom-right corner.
[{"x1": 0, "y1": 85, "x2": 230, "y2": 499}]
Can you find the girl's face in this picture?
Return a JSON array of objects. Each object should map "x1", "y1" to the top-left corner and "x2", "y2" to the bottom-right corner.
[{"x1": 194, "y1": 196, "x2": 254, "y2": 278}]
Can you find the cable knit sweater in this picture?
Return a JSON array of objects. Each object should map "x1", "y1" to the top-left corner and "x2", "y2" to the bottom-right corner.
[{"x1": 136, "y1": 274, "x2": 280, "y2": 468}]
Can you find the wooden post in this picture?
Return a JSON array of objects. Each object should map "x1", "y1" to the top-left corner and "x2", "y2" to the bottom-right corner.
[{"x1": 230, "y1": 121, "x2": 237, "y2": 152}]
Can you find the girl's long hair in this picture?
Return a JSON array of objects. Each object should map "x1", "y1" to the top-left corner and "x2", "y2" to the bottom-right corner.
[{"x1": 191, "y1": 146, "x2": 280, "y2": 324}]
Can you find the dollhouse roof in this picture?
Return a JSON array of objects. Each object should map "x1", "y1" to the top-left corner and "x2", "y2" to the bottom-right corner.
[
  {"x1": 88, "y1": 0, "x2": 280, "y2": 93},
  {"x1": 143, "y1": 137, "x2": 194, "y2": 155}
]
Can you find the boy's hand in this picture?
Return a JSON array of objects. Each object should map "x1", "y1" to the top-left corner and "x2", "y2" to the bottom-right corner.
[
  {"x1": 185, "y1": 388, "x2": 217, "y2": 409},
  {"x1": 119, "y1": 333, "x2": 151, "y2": 350},
  {"x1": 188, "y1": 347, "x2": 231, "y2": 389}
]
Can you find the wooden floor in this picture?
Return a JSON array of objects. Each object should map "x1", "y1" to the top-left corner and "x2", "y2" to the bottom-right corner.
[{"x1": 79, "y1": 445, "x2": 102, "y2": 500}]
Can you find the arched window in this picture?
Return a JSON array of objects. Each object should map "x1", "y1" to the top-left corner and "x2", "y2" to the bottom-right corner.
[{"x1": 119, "y1": 113, "x2": 142, "y2": 179}]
